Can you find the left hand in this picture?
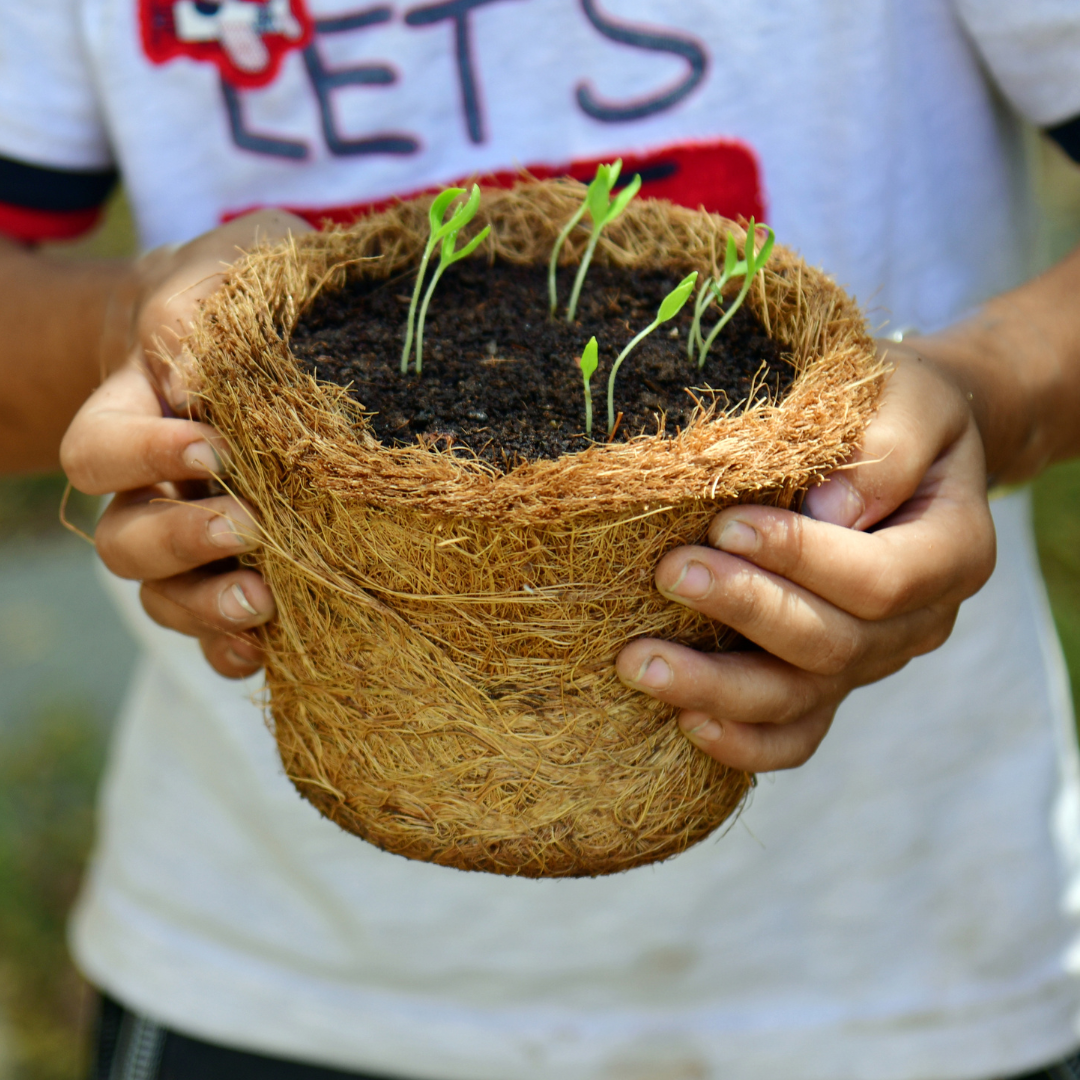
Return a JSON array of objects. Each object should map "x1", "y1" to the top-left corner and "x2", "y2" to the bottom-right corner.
[
  {"x1": 61, "y1": 210, "x2": 313, "y2": 678},
  {"x1": 615, "y1": 343, "x2": 997, "y2": 773}
]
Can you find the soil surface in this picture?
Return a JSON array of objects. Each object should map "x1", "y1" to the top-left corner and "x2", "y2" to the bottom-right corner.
[{"x1": 291, "y1": 260, "x2": 792, "y2": 464}]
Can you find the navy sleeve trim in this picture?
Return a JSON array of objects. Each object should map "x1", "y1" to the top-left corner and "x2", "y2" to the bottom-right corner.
[
  {"x1": 1046, "y1": 115, "x2": 1080, "y2": 165},
  {"x1": 0, "y1": 153, "x2": 118, "y2": 212}
]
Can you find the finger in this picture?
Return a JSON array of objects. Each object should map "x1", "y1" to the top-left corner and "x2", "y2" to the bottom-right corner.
[
  {"x1": 676, "y1": 705, "x2": 837, "y2": 772},
  {"x1": 200, "y1": 633, "x2": 265, "y2": 680},
  {"x1": 139, "y1": 210, "x2": 314, "y2": 412},
  {"x1": 803, "y1": 344, "x2": 971, "y2": 529},
  {"x1": 617, "y1": 640, "x2": 839, "y2": 724},
  {"x1": 615, "y1": 643, "x2": 845, "y2": 770},
  {"x1": 96, "y1": 492, "x2": 260, "y2": 580},
  {"x1": 140, "y1": 568, "x2": 275, "y2": 638},
  {"x1": 648, "y1": 542, "x2": 955, "y2": 674},
  {"x1": 61, "y1": 364, "x2": 228, "y2": 494},
  {"x1": 697, "y1": 446, "x2": 994, "y2": 620}
]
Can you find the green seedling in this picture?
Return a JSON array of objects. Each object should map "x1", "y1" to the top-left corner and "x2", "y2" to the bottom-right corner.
[
  {"x1": 606, "y1": 271, "x2": 697, "y2": 435},
  {"x1": 578, "y1": 336, "x2": 599, "y2": 435},
  {"x1": 414, "y1": 217, "x2": 492, "y2": 375},
  {"x1": 401, "y1": 184, "x2": 484, "y2": 375},
  {"x1": 548, "y1": 196, "x2": 588, "y2": 317},
  {"x1": 687, "y1": 275, "x2": 715, "y2": 360},
  {"x1": 687, "y1": 232, "x2": 745, "y2": 359},
  {"x1": 696, "y1": 219, "x2": 774, "y2": 370},
  {"x1": 563, "y1": 161, "x2": 642, "y2": 324}
]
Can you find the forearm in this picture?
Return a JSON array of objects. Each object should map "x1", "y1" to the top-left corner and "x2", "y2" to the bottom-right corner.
[
  {"x1": 0, "y1": 236, "x2": 138, "y2": 474},
  {"x1": 908, "y1": 242, "x2": 1080, "y2": 484}
]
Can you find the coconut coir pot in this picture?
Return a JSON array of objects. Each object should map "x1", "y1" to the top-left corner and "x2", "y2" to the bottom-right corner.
[{"x1": 189, "y1": 180, "x2": 883, "y2": 878}]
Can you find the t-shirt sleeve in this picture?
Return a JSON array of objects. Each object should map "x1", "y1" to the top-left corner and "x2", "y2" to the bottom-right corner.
[
  {"x1": 0, "y1": 0, "x2": 118, "y2": 242},
  {"x1": 953, "y1": 1, "x2": 1080, "y2": 131}
]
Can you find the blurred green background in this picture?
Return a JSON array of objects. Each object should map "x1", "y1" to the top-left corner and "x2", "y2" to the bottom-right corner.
[{"x1": 0, "y1": 137, "x2": 1078, "y2": 1079}]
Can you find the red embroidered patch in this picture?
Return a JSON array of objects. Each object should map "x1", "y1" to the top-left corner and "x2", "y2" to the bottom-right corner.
[
  {"x1": 140, "y1": 0, "x2": 313, "y2": 89},
  {"x1": 224, "y1": 138, "x2": 767, "y2": 226}
]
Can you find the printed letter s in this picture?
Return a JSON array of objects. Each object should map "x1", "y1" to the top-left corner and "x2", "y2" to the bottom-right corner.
[{"x1": 576, "y1": 0, "x2": 707, "y2": 123}]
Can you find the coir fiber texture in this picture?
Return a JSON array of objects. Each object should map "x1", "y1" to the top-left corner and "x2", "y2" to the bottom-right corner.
[{"x1": 188, "y1": 180, "x2": 885, "y2": 877}]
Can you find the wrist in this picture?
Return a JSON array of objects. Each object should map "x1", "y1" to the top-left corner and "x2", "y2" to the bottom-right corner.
[{"x1": 893, "y1": 318, "x2": 1043, "y2": 486}]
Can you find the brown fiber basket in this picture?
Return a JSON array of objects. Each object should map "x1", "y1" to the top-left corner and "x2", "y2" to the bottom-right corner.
[{"x1": 189, "y1": 180, "x2": 883, "y2": 877}]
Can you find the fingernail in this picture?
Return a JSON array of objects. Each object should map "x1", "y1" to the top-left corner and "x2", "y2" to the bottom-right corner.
[
  {"x1": 633, "y1": 656, "x2": 673, "y2": 690},
  {"x1": 220, "y1": 583, "x2": 261, "y2": 621},
  {"x1": 716, "y1": 520, "x2": 758, "y2": 556},
  {"x1": 666, "y1": 560, "x2": 713, "y2": 600},
  {"x1": 803, "y1": 474, "x2": 864, "y2": 527},
  {"x1": 182, "y1": 440, "x2": 221, "y2": 475},
  {"x1": 207, "y1": 515, "x2": 249, "y2": 550},
  {"x1": 225, "y1": 645, "x2": 260, "y2": 669},
  {"x1": 162, "y1": 368, "x2": 194, "y2": 414},
  {"x1": 680, "y1": 714, "x2": 724, "y2": 742}
]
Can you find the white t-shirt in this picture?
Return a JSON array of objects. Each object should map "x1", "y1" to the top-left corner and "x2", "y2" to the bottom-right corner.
[{"x1": 3, "y1": 2, "x2": 1080, "y2": 1078}]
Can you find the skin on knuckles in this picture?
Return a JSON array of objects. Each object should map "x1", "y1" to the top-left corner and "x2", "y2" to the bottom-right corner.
[{"x1": 615, "y1": 345, "x2": 996, "y2": 772}]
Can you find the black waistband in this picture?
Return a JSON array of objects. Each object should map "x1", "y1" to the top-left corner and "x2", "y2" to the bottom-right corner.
[{"x1": 90, "y1": 992, "x2": 1080, "y2": 1080}]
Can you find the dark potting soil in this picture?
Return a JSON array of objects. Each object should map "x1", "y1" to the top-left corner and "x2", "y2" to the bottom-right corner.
[{"x1": 291, "y1": 260, "x2": 792, "y2": 465}]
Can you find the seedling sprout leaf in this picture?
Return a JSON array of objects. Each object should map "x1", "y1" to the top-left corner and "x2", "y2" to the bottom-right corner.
[
  {"x1": 724, "y1": 232, "x2": 739, "y2": 278},
  {"x1": 579, "y1": 336, "x2": 599, "y2": 381},
  {"x1": 414, "y1": 220, "x2": 492, "y2": 374},
  {"x1": 658, "y1": 272, "x2": 697, "y2": 322},
  {"x1": 696, "y1": 219, "x2": 774, "y2": 369},
  {"x1": 585, "y1": 162, "x2": 616, "y2": 223},
  {"x1": 565, "y1": 161, "x2": 642, "y2": 323},
  {"x1": 578, "y1": 335, "x2": 599, "y2": 435},
  {"x1": 447, "y1": 223, "x2": 491, "y2": 263},
  {"x1": 607, "y1": 272, "x2": 698, "y2": 433},
  {"x1": 751, "y1": 225, "x2": 775, "y2": 271},
  {"x1": 403, "y1": 186, "x2": 473, "y2": 375},
  {"x1": 444, "y1": 184, "x2": 482, "y2": 236},
  {"x1": 428, "y1": 187, "x2": 465, "y2": 240},
  {"x1": 608, "y1": 173, "x2": 642, "y2": 222}
]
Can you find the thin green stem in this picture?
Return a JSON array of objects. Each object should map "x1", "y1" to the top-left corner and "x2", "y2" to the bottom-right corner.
[
  {"x1": 607, "y1": 318, "x2": 660, "y2": 433},
  {"x1": 549, "y1": 203, "x2": 587, "y2": 317},
  {"x1": 583, "y1": 380, "x2": 593, "y2": 435},
  {"x1": 401, "y1": 240, "x2": 436, "y2": 374},
  {"x1": 565, "y1": 229, "x2": 601, "y2": 324},
  {"x1": 688, "y1": 276, "x2": 715, "y2": 359},
  {"x1": 415, "y1": 261, "x2": 447, "y2": 375},
  {"x1": 697, "y1": 276, "x2": 752, "y2": 369}
]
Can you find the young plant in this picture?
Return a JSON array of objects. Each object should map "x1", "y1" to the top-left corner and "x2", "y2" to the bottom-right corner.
[
  {"x1": 696, "y1": 219, "x2": 774, "y2": 370},
  {"x1": 401, "y1": 184, "x2": 483, "y2": 375},
  {"x1": 686, "y1": 232, "x2": 745, "y2": 359},
  {"x1": 606, "y1": 271, "x2": 697, "y2": 435},
  {"x1": 578, "y1": 336, "x2": 599, "y2": 436},
  {"x1": 414, "y1": 215, "x2": 492, "y2": 375},
  {"x1": 548, "y1": 193, "x2": 588, "y2": 317},
  {"x1": 563, "y1": 161, "x2": 642, "y2": 324}
]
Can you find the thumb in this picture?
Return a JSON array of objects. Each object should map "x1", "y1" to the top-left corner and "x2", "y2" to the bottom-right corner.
[
  {"x1": 803, "y1": 342, "x2": 972, "y2": 530},
  {"x1": 138, "y1": 209, "x2": 314, "y2": 414}
]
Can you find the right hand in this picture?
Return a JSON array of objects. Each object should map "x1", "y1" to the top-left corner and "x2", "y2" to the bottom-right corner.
[
  {"x1": 61, "y1": 210, "x2": 313, "y2": 678},
  {"x1": 615, "y1": 342, "x2": 997, "y2": 772}
]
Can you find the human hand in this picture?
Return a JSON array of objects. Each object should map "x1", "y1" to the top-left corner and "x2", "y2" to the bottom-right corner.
[
  {"x1": 61, "y1": 210, "x2": 313, "y2": 678},
  {"x1": 615, "y1": 343, "x2": 997, "y2": 773}
]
